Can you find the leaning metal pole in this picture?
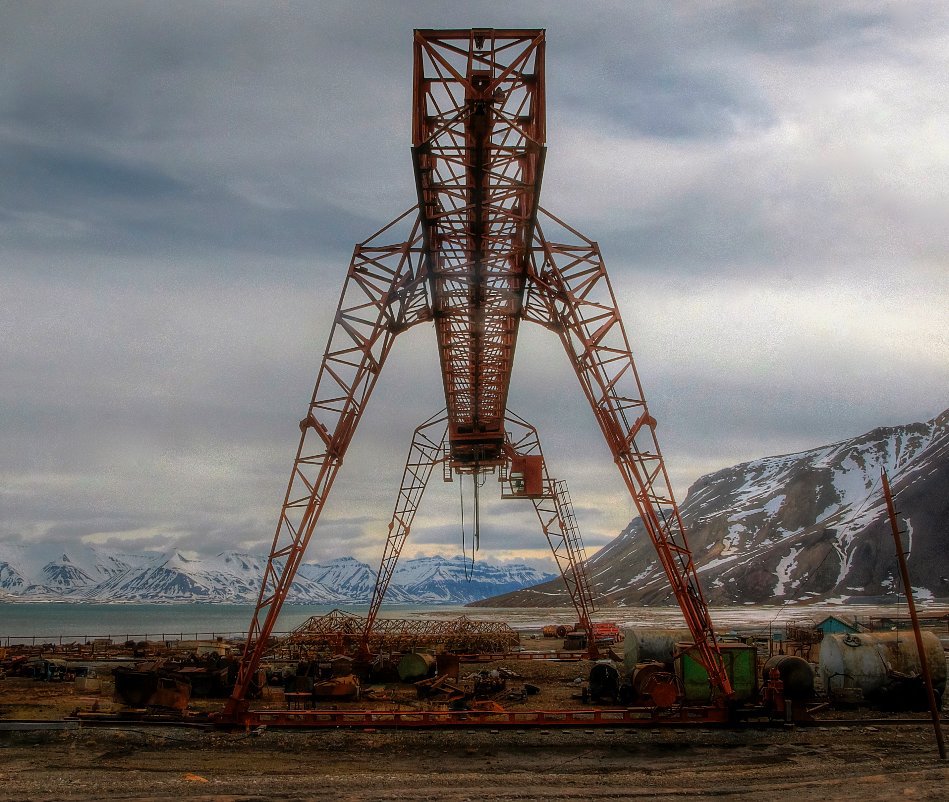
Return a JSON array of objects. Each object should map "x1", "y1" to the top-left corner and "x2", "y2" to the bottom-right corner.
[{"x1": 882, "y1": 468, "x2": 945, "y2": 760}]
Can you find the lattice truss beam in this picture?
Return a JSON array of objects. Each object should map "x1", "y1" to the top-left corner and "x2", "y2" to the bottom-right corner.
[
  {"x1": 227, "y1": 210, "x2": 431, "y2": 707},
  {"x1": 500, "y1": 412, "x2": 597, "y2": 630},
  {"x1": 362, "y1": 411, "x2": 448, "y2": 642},
  {"x1": 522, "y1": 208, "x2": 732, "y2": 696},
  {"x1": 413, "y1": 29, "x2": 545, "y2": 462}
]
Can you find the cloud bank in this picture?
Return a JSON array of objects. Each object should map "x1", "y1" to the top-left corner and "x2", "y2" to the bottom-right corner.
[{"x1": 2, "y1": 2, "x2": 946, "y2": 573}]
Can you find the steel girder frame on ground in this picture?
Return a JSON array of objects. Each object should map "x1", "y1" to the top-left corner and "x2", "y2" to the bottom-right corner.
[
  {"x1": 275, "y1": 610, "x2": 519, "y2": 661},
  {"x1": 224, "y1": 28, "x2": 731, "y2": 718}
]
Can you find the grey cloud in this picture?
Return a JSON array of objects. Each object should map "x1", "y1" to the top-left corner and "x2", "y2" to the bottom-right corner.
[
  {"x1": 1, "y1": 2, "x2": 946, "y2": 564},
  {"x1": 1, "y1": 142, "x2": 378, "y2": 264}
]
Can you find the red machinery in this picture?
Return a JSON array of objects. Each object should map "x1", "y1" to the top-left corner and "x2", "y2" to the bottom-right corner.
[{"x1": 223, "y1": 29, "x2": 731, "y2": 719}]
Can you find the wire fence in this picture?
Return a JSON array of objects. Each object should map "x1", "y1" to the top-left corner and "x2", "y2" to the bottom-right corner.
[{"x1": 0, "y1": 631, "x2": 296, "y2": 648}]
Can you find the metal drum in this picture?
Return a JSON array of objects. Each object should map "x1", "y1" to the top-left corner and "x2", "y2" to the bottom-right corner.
[
  {"x1": 621, "y1": 627, "x2": 690, "y2": 675},
  {"x1": 397, "y1": 651, "x2": 436, "y2": 682},
  {"x1": 588, "y1": 661, "x2": 620, "y2": 701},
  {"x1": 762, "y1": 654, "x2": 815, "y2": 701}
]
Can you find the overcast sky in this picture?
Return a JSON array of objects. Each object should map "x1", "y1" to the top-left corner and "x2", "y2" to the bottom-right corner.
[{"x1": 2, "y1": 1, "x2": 947, "y2": 573}]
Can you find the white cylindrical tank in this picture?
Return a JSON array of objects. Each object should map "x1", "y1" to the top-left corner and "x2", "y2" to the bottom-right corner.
[
  {"x1": 622, "y1": 627, "x2": 690, "y2": 676},
  {"x1": 818, "y1": 631, "x2": 946, "y2": 708}
]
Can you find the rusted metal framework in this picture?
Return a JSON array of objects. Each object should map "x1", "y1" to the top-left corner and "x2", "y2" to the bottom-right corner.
[
  {"x1": 224, "y1": 29, "x2": 731, "y2": 719},
  {"x1": 275, "y1": 610, "x2": 519, "y2": 661},
  {"x1": 360, "y1": 410, "x2": 596, "y2": 652},
  {"x1": 412, "y1": 29, "x2": 545, "y2": 468}
]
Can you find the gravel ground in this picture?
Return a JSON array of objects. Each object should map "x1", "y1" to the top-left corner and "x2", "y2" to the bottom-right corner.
[
  {"x1": 3, "y1": 621, "x2": 947, "y2": 800},
  {"x1": 1, "y1": 723, "x2": 947, "y2": 801}
]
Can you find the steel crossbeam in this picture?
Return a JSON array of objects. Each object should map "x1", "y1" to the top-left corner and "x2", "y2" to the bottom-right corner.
[{"x1": 412, "y1": 29, "x2": 545, "y2": 467}]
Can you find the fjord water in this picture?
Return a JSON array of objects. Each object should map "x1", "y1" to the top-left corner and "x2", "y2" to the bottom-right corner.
[
  {"x1": 0, "y1": 603, "x2": 583, "y2": 643},
  {"x1": 0, "y1": 602, "x2": 462, "y2": 643},
  {"x1": 3, "y1": 601, "x2": 938, "y2": 646}
]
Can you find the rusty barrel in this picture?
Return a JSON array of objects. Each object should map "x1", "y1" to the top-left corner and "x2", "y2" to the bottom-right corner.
[{"x1": 762, "y1": 654, "x2": 815, "y2": 701}]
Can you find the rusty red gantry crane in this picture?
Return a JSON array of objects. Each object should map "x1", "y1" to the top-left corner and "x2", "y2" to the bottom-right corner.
[{"x1": 224, "y1": 29, "x2": 732, "y2": 718}]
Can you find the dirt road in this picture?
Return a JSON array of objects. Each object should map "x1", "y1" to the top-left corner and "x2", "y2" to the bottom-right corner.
[{"x1": 2, "y1": 723, "x2": 947, "y2": 801}]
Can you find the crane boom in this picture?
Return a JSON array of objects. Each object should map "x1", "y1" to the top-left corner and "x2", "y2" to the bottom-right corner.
[{"x1": 413, "y1": 29, "x2": 545, "y2": 468}]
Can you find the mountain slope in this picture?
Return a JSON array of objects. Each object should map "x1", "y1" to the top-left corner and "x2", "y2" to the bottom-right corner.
[{"x1": 475, "y1": 408, "x2": 949, "y2": 607}]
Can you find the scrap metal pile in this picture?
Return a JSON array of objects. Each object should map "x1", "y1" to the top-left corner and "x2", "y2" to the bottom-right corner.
[{"x1": 272, "y1": 610, "x2": 519, "y2": 661}]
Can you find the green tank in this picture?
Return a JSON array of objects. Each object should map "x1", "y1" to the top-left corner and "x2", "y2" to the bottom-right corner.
[{"x1": 676, "y1": 642, "x2": 758, "y2": 703}]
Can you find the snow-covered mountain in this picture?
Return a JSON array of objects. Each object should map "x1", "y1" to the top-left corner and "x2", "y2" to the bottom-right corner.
[
  {"x1": 389, "y1": 555, "x2": 554, "y2": 604},
  {"x1": 476, "y1": 408, "x2": 949, "y2": 607},
  {"x1": 0, "y1": 541, "x2": 553, "y2": 605}
]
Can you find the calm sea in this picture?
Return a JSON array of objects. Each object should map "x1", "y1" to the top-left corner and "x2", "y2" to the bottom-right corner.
[{"x1": 0, "y1": 602, "x2": 468, "y2": 645}]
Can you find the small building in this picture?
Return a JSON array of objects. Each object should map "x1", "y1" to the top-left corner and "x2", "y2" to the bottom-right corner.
[{"x1": 815, "y1": 615, "x2": 860, "y2": 635}]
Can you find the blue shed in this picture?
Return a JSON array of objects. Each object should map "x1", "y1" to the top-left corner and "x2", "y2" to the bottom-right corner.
[{"x1": 816, "y1": 615, "x2": 859, "y2": 635}]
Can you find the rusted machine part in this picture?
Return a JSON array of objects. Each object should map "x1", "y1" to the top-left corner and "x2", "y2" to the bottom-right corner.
[
  {"x1": 631, "y1": 661, "x2": 680, "y2": 708},
  {"x1": 762, "y1": 655, "x2": 814, "y2": 702},
  {"x1": 542, "y1": 624, "x2": 575, "y2": 638},
  {"x1": 436, "y1": 652, "x2": 461, "y2": 681},
  {"x1": 113, "y1": 666, "x2": 191, "y2": 712},
  {"x1": 312, "y1": 674, "x2": 360, "y2": 701}
]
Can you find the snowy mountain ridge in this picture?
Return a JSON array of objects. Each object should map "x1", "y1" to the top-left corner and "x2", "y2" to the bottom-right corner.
[
  {"x1": 476, "y1": 407, "x2": 949, "y2": 607},
  {"x1": 0, "y1": 541, "x2": 553, "y2": 605}
]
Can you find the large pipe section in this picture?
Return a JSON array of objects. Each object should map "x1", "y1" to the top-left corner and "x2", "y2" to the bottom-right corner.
[{"x1": 819, "y1": 631, "x2": 946, "y2": 710}]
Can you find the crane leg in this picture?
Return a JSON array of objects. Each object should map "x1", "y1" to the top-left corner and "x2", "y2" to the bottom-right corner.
[
  {"x1": 502, "y1": 412, "x2": 600, "y2": 656},
  {"x1": 360, "y1": 411, "x2": 448, "y2": 656},
  {"x1": 223, "y1": 208, "x2": 431, "y2": 719},
  {"x1": 523, "y1": 208, "x2": 733, "y2": 699}
]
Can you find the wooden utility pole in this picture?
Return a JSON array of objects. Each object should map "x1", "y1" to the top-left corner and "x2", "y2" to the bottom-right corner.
[{"x1": 881, "y1": 468, "x2": 945, "y2": 760}]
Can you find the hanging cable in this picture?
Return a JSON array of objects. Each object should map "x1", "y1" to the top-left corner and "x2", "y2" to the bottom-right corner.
[
  {"x1": 460, "y1": 469, "x2": 471, "y2": 582},
  {"x1": 473, "y1": 465, "x2": 481, "y2": 554}
]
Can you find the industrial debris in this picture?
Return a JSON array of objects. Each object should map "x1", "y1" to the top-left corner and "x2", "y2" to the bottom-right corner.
[{"x1": 274, "y1": 609, "x2": 520, "y2": 661}]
